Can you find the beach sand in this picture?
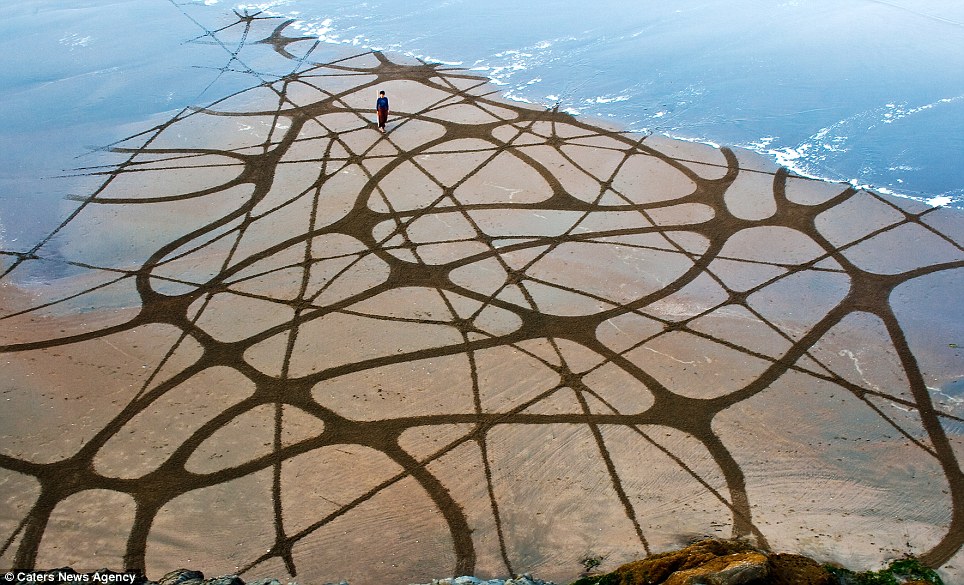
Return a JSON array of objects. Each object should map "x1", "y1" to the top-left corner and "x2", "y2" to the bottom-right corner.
[{"x1": 1, "y1": 5, "x2": 963, "y2": 585}]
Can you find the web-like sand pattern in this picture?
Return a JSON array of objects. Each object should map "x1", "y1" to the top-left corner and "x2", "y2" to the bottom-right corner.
[{"x1": 1, "y1": 7, "x2": 963, "y2": 583}]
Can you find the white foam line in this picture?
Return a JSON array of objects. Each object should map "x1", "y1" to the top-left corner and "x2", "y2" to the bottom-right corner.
[{"x1": 219, "y1": 2, "x2": 962, "y2": 210}]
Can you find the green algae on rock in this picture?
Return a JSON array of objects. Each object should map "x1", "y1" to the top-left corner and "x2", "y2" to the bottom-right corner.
[
  {"x1": 568, "y1": 539, "x2": 947, "y2": 584},
  {"x1": 824, "y1": 557, "x2": 944, "y2": 585}
]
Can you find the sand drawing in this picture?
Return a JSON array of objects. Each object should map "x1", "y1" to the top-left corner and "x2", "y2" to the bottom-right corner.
[{"x1": 1, "y1": 7, "x2": 962, "y2": 583}]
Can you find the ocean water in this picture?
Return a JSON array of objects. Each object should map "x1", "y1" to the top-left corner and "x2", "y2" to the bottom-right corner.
[
  {"x1": 213, "y1": 0, "x2": 964, "y2": 208},
  {"x1": 1, "y1": 0, "x2": 962, "y2": 257}
]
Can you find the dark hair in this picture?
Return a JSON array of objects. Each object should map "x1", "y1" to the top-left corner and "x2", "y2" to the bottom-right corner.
[{"x1": 379, "y1": 91, "x2": 385, "y2": 95}]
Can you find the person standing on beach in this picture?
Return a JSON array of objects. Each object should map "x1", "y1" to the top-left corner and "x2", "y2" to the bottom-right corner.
[{"x1": 376, "y1": 90, "x2": 389, "y2": 133}]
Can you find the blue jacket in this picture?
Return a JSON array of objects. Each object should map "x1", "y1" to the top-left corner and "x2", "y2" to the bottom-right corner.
[{"x1": 376, "y1": 96, "x2": 389, "y2": 111}]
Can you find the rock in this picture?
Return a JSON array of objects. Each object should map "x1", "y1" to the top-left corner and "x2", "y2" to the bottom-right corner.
[
  {"x1": 577, "y1": 538, "x2": 760, "y2": 584},
  {"x1": 411, "y1": 575, "x2": 554, "y2": 585},
  {"x1": 247, "y1": 579, "x2": 280, "y2": 585},
  {"x1": 204, "y1": 577, "x2": 244, "y2": 585},
  {"x1": 158, "y1": 570, "x2": 205, "y2": 585},
  {"x1": 568, "y1": 538, "x2": 857, "y2": 585},
  {"x1": 662, "y1": 552, "x2": 768, "y2": 585},
  {"x1": 767, "y1": 553, "x2": 834, "y2": 585},
  {"x1": 506, "y1": 575, "x2": 554, "y2": 585}
]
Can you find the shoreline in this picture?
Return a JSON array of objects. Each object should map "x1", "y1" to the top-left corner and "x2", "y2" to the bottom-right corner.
[{"x1": 222, "y1": 2, "x2": 964, "y2": 210}]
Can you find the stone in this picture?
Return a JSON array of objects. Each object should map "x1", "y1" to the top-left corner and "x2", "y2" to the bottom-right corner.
[
  {"x1": 204, "y1": 576, "x2": 245, "y2": 585},
  {"x1": 662, "y1": 552, "x2": 768, "y2": 585},
  {"x1": 585, "y1": 538, "x2": 760, "y2": 584},
  {"x1": 158, "y1": 570, "x2": 205, "y2": 585},
  {"x1": 767, "y1": 553, "x2": 834, "y2": 585}
]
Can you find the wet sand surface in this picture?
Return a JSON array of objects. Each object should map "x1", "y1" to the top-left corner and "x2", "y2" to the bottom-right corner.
[{"x1": 2, "y1": 5, "x2": 963, "y2": 585}]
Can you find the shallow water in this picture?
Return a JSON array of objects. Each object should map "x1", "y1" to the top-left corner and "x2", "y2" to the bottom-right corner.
[
  {"x1": 220, "y1": 0, "x2": 964, "y2": 207},
  {"x1": 2, "y1": 0, "x2": 962, "y2": 255}
]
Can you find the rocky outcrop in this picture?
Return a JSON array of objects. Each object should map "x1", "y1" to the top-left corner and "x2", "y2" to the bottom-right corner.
[
  {"x1": 569, "y1": 539, "x2": 946, "y2": 584},
  {"x1": 662, "y1": 551, "x2": 769, "y2": 585},
  {"x1": 571, "y1": 539, "x2": 833, "y2": 585},
  {"x1": 8, "y1": 540, "x2": 944, "y2": 585},
  {"x1": 410, "y1": 574, "x2": 554, "y2": 585}
]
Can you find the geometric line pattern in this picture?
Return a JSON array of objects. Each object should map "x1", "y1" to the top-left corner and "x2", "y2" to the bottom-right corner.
[{"x1": 1, "y1": 7, "x2": 962, "y2": 584}]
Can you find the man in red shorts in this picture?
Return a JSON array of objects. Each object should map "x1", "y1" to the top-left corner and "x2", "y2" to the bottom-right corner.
[{"x1": 376, "y1": 90, "x2": 389, "y2": 133}]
